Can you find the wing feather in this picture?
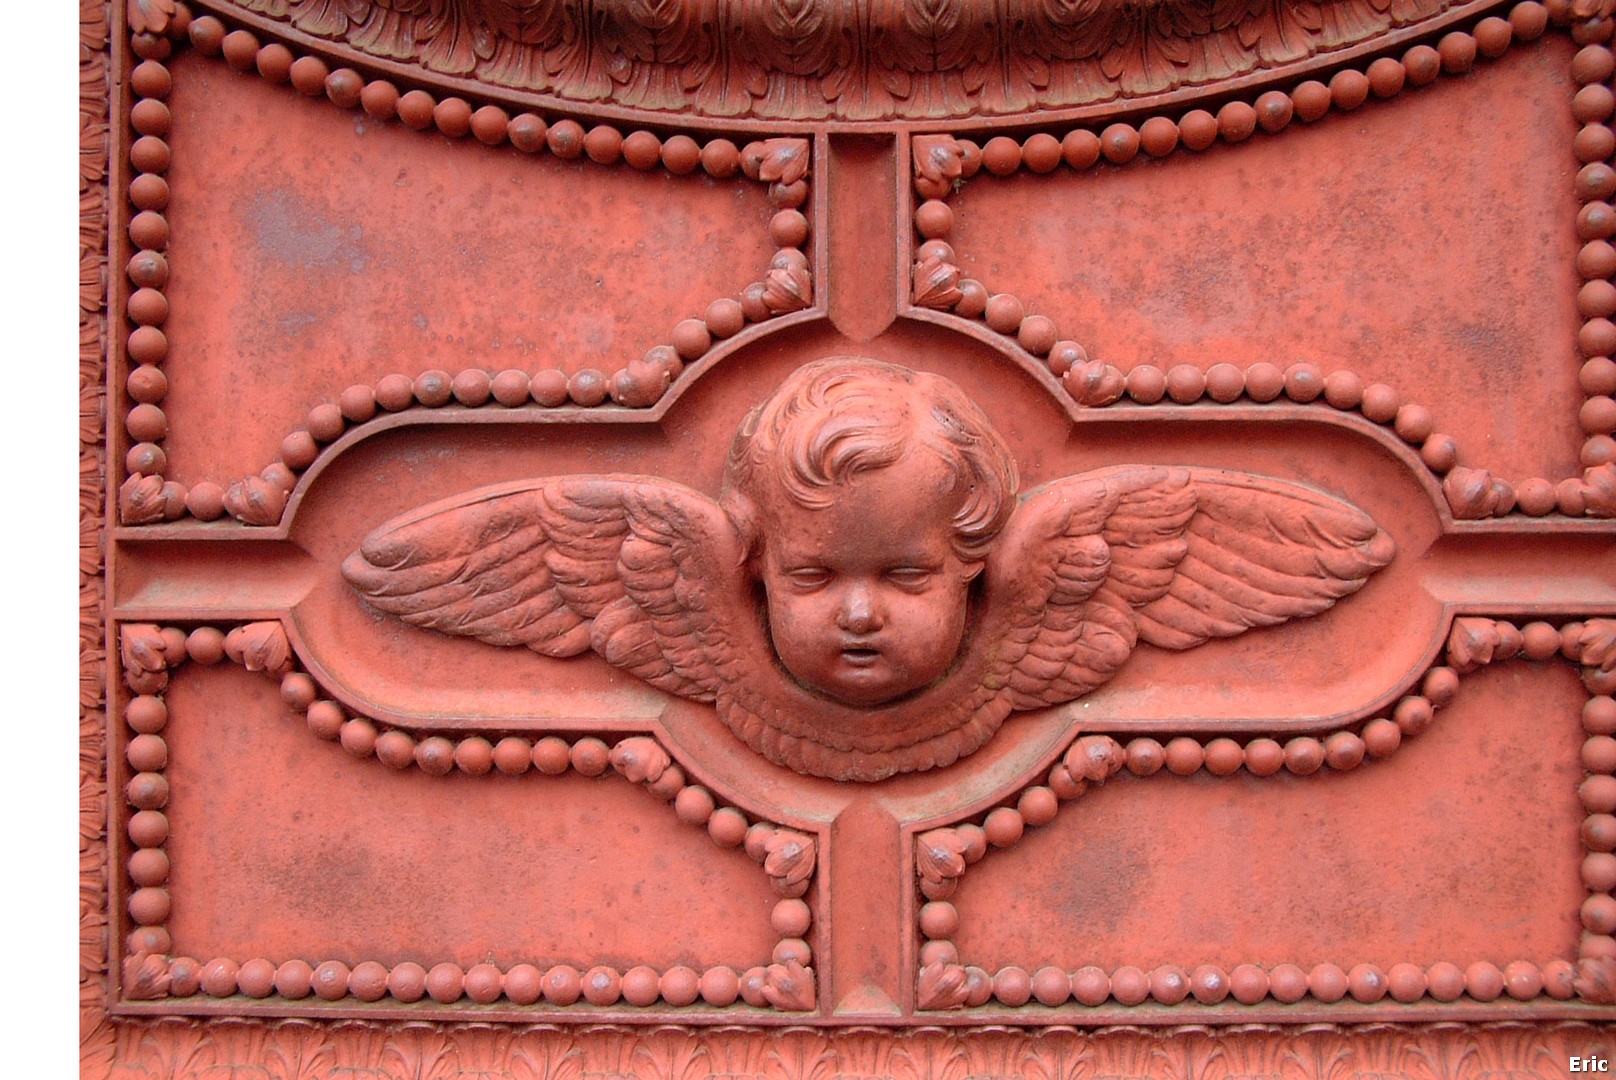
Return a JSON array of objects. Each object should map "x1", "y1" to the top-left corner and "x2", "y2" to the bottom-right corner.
[
  {"x1": 342, "y1": 476, "x2": 746, "y2": 700},
  {"x1": 985, "y1": 466, "x2": 1394, "y2": 708}
]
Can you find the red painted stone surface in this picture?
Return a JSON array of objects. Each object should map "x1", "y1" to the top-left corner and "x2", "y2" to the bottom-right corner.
[{"x1": 82, "y1": 0, "x2": 1616, "y2": 1074}]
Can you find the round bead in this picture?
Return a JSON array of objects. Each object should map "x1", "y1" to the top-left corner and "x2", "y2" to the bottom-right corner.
[
  {"x1": 981, "y1": 136, "x2": 1022, "y2": 175},
  {"x1": 699, "y1": 966, "x2": 739, "y2": 1006},
  {"x1": 1439, "y1": 31, "x2": 1478, "y2": 72},
  {"x1": 221, "y1": 29, "x2": 260, "y2": 70},
  {"x1": 412, "y1": 369, "x2": 452, "y2": 407},
  {"x1": 672, "y1": 318, "x2": 713, "y2": 360},
  {"x1": 447, "y1": 368, "x2": 491, "y2": 407},
  {"x1": 918, "y1": 900, "x2": 958, "y2": 940},
  {"x1": 567, "y1": 369, "x2": 610, "y2": 407},
  {"x1": 1387, "y1": 962, "x2": 1427, "y2": 1002},
  {"x1": 914, "y1": 200, "x2": 954, "y2": 240},
  {"x1": 1021, "y1": 132, "x2": 1062, "y2": 172},
  {"x1": 374, "y1": 730, "x2": 416, "y2": 769},
  {"x1": 1586, "y1": 737, "x2": 1616, "y2": 774},
  {"x1": 339, "y1": 719, "x2": 377, "y2": 757},
  {"x1": 992, "y1": 966, "x2": 1033, "y2": 1006},
  {"x1": 1126, "y1": 737, "x2": 1166, "y2": 776},
  {"x1": 127, "y1": 695, "x2": 168, "y2": 734},
  {"x1": 1465, "y1": 961, "x2": 1504, "y2": 1001},
  {"x1": 1203, "y1": 742, "x2": 1242, "y2": 778},
  {"x1": 1420, "y1": 434, "x2": 1459, "y2": 473},
  {"x1": 1502, "y1": 959, "x2": 1543, "y2": 1000},
  {"x1": 1139, "y1": 116, "x2": 1179, "y2": 157},
  {"x1": 1071, "y1": 966, "x2": 1109, "y2": 1005},
  {"x1": 1578, "y1": 124, "x2": 1616, "y2": 164},
  {"x1": 303, "y1": 700, "x2": 342, "y2": 740},
  {"x1": 1284, "y1": 737, "x2": 1325, "y2": 775},
  {"x1": 1148, "y1": 965, "x2": 1189, "y2": 1004},
  {"x1": 674, "y1": 784, "x2": 715, "y2": 825},
  {"x1": 1100, "y1": 123, "x2": 1140, "y2": 164},
  {"x1": 1576, "y1": 45, "x2": 1616, "y2": 86},
  {"x1": 426, "y1": 962, "x2": 464, "y2": 1003},
  {"x1": 529, "y1": 369, "x2": 570, "y2": 407},
  {"x1": 1016, "y1": 784, "x2": 1059, "y2": 826},
  {"x1": 1329, "y1": 69, "x2": 1370, "y2": 111},
  {"x1": 1361, "y1": 717, "x2": 1403, "y2": 758},
  {"x1": 1522, "y1": 621, "x2": 1562, "y2": 660},
  {"x1": 129, "y1": 211, "x2": 169, "y2": 250},
  {"x1": 359, "y1": 79, "x2": 399, "y2": 120},
  {"x1": 1347, "y1": 963, "x2": 1387, "y2": 1002},
  {"x1": 546, "y1": 119, "x2": 585, "y2": 158},
  {"x1": 954, "y1": 279, "x2": 988, "y2": 318},
  {"x1": 1165, "y1": 736, "x2": 1205, "y2": 774},
  {"x1": 127, "y1": 734, "x2": 168, "y2": 772},
  {"x1": 1580, "y1": 164, "x2": 1616, "y2": 203},
  {"x1": 1030, "y1": 965, "x2": 1071, "y2": 1005},
  {"x1": 396, "y1": 90, "x2": 436, "y2": 129},
  {"x1": 541, "y1": 965, "x2": 582, "y2": 1005},
  {"x1": 1322, "y1": 370, "x2": 1364, "y2": 409},
  {"x1": 1307, "y1": 962, "x2": 1348, "y2": 1002},
  {"x1": 583, "y1": 965, "x2": 622, "y2": 1005},
  {"x1": 1592, "y1": 775, "x2": 1616, "y2": 815},
  {"x1": 699, "y1": 138, "x2": 739, "y2": 177},
  {"x1": 1360, "y1": 383, "x2": 1399, "y2": 422},
  {"x1": 1473, "y1": 15, "x2": 1514, "y2": 56},
  {"x1": 464, "y1": 962, "x2": 503, "y2": 1003},
  {"x1": 520, "y1": 736, "x2": 560, "y2": 774},
  {"x1": 1165, "y1": 364, "x2": 1206, "y2": 403},
  {"x1": 708, "y1": 806, "x2": 749, "y2": 847},
  {"x1": 128, "y1": 885, "x2": 171, "y2": 925},
  {"x1": 1179, "y1": 110, "x2": 1218, "y2": 151},
  {"x1": 570, "y1": 737, "x2": 610, "y2": 775},
  {"x1": 199, "y1": 957, "x2": 240, "y2": 997},
  {"x1": 372, "y1": 373, "x2": 413, "y2": 412},
  {"x1": 1367, "y1": 56, "x2": 1407, "y2": 97},
  {"x1": 310, "y1": 959, "x2": 350, "y2": 1001},
  {"x1": 128, "y1": 288, "x2": 169, "y2": 326},
  {"x1": 1584, "y1": 358, "x2": 1616, "y2": 397},
  {"x1": 984, "y1": 293, "x2": 1025, "y2": 334},
  {"x1": 387, "y1": 962, "x2": 426, "y2": 1002},
  {"x1": 127, "y1": 772, "x2": 169, "y2": 810},
  {"x1": 1584, "y1": 396, "x2": 1616, "y2": 435},
  {"x1": 130, "y1": 135, "x2": 171, "y2": 174},
  {"x1": 1511, "y1": 1, "x2": 1550, "y2": 39},
  {"x1": 1283, "y1": 361, "x2": 1324, "y2": 402},
  {"x1": 1269, "y1": 963, "x2": 1309, "y2": 1002},
  {"x1": 1244, "y1": 737, "x2": 1285, "y2": 776},
  {"x1": 488, "y1": 370, "x2": 530, "y2": 407},
  {"x1": 254, "y1": 43, "x2": 293, "y2": 83},
  {"x1": 1324, "y1": 731, "x2": 1366, "y2": 770},
  {"x1": 1403, "y1": 44, "x2": 1441, "y2": 86},
  {"x1": 321, "y1": 67, "x2": 363, "y2": 108},
  {"x1": 1017, "y1": 315, "x2": 1058, "y2": 356},
  {"x1": 1587, "y1": 696, "x2": 1616, "y2": 734},
  {"x1": 1245, "y1": 361, "x2": 1285, "y2": 401},
  {"x1": 704, "y1": 297, "x2": 746, "y2": 340},
  {"x1": 1062, "y1": 130, "x2": 1101, "y2": 168},
  {"x1": 508, "y1": 113, "x2": 546, "y2": 152},
  {"x1": 983, "y1": 806, "x2": 1025, "y2": 847},
  {"x1": 1190, "y1": 964, "x2": 1229, "y2": 1003},
  {"x1": 185, "y1": 481, "x2": 224, "y2": 520},
  {"x1": 345, "y1": 960, "x2": 388, "y2": 1002},
  {"x1": 504, "y1": 963, "x2": 542, "y2": 1005},
  {"x1": 330, "y1": 386, "x2": 372, "y2": 426},
  {"x1": 1292, "y1": 80, "x2": 1331, "y2": 121},
  {"x1": 1583, "y1": 893, "x2": 1616, "y2": 934},
  {"x1": 1125, "y1": 364, "x2": 1167, "y2": 404},
  {"x1": 129, "y1": 173, "x2": 169, "y2": 211},
  {"x1": 187, "y1": 15, "x2": 225, "y2": 53},
  {"x1": 280, "y1": 430, "x2": 318, "y2": 470},
  {"x1": 165, "y1": 957, "x2": 201, "y2": 997},
  {"x1": 1422, "y1": 960, "x2": 1463, "y2": 1001},
  {"x1": 1110, "y1": 965, "x2": 1150, "y2": 1005},
  {"x1": 659, "y1": 134, "x2": 700, "y2": 174},
  {"x1": 1204, "y1": 362, "x2": 1244, "y2": 402},
  {"x1": 1254, "y1": 90, "x2": 1294, "y2": 132},
  {"x1": 1229, "y1": 963, "x2": 1269, "y2": 1004},
  {"x1": 1585, "y1": 852, "x2": 1616, "y2": 891}
]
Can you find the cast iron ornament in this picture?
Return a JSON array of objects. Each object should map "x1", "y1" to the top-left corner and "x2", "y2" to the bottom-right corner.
[{"x1": 345, "y1": 358, "x2": 1395, "y2": 780}]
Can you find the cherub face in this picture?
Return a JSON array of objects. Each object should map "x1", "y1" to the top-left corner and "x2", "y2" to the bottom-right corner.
[{"x1": 757, "y1": 452, "x2": 982, "y2": 708}]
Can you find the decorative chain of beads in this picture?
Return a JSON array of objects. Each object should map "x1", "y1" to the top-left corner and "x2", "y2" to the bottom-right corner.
[
  {"x1": 118, "y1": 10, "x2": 813, "y2": 526},
  {"x1": 915, "y1": 616, "x2": 1616, "y2": 1009},
  {"x1": 118, "y1": 621, "x2": 816, "y2": 1010}
]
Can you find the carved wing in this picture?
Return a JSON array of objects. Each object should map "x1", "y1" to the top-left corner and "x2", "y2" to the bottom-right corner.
[
  {"x1": 341, "y1": 476, "x2": 749, "y2": 702},
  {"x1": 985, "y1": 466, "x2": 1395, "y2": 710}
]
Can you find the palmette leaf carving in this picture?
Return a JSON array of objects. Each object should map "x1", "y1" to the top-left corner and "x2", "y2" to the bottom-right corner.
[{"x1": 343, "y1": 363, "x2": 1393, "y2": 780}]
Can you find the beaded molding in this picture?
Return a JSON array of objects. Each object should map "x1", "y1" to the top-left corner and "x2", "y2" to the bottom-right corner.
[
  {"x1": 116, "y1": 621, "x2": 817, "y2": 1012},
  {"x1": 913, "y1": 616, "x2": 1616, "y2": 1011},
  {"x1": 116, "y1": 6, "x2": 816, "y2": 526},
  {"x1": 908, "y1": 0, "x2": 1616, "y2": 522}
]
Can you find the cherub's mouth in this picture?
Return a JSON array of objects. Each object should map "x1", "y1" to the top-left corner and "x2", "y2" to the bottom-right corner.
[{"x1": 839, "y1": 647, "x2": 882, "y2": 667}]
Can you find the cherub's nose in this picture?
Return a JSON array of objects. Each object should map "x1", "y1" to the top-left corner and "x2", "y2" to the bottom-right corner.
[{"x1": 836, "y1": 584, "x2": 884, "y2": 634}]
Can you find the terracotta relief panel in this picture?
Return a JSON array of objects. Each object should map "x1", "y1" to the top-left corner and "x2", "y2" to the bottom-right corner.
[{"x1": 82, "y1": 0, "x2": 1616, "y2": 1073}]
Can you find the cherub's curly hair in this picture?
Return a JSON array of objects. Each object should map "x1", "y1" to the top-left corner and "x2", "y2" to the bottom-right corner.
[{"x1": 720, "y1": 357, "x2": 1019, "y2": 563}]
